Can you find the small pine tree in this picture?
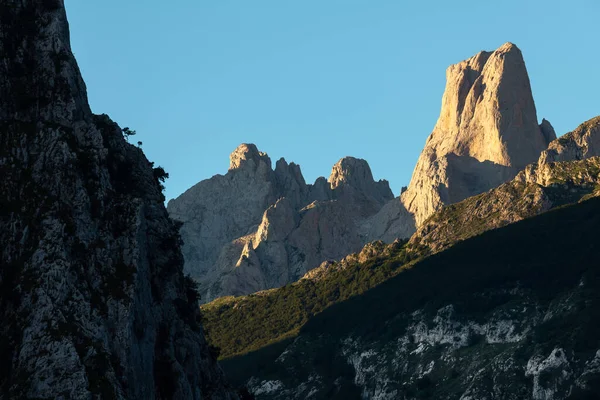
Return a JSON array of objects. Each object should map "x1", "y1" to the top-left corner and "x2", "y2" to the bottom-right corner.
[
  {"x1": 153, "y1": 166, "x2": 169, "y2": 193},
  {"x1": 122, "y1": 127, "x2": 136, "y2": 142}
]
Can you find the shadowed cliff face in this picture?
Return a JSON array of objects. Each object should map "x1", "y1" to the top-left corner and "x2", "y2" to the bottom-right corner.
[
  {"x1": 401, "y1": 42, "x2": 555, "y2": 226},
  {"x1": 0, "y1": 1, "x2": 236, "y2": 399}
]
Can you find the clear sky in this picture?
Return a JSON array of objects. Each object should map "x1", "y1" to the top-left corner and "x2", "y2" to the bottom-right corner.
[{"x1": 64, "y1": 1, "x2": 599, "y2": 202}]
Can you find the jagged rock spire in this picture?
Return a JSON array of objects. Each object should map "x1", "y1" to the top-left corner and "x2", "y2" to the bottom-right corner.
[
  {"x1": 401, "y1": 42, "x2": 553, "y2": 226},
  {"x1": 229, "y1": 143, "x2": 271, "y2": 171}
]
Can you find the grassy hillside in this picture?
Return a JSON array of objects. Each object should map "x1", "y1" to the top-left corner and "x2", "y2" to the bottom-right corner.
[
  {"x1": 202, "y1": 157, "x2": 600, "y2": 361},
  {"x1": 222, "y1": 196, "x2": 600, "y2": 399},
  {"x1": 412, "y1": 157, "x2": 600, "y2": 252},
  {"x1": 201, "y1": 240, "x2": 427, "y2": 359}
]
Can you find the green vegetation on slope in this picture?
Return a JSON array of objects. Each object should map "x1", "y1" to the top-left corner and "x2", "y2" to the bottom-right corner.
[
  {"x1": 203, "y1": 158, "x2": 600, "y2": 361},
  {"x1": 201, "y1": 240, "x2": 427, "y2": 359},
  {"x1": 413, "y1": 157, "x2": 600, "y2": 252},
  {"x1": 222, "y1": 197, "x2": 600, "y2": 399}
]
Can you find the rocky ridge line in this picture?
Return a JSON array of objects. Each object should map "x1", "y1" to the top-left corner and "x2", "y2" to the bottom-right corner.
[{"x1": 168, "y1": 145, "x2": 399, "y2": 302}]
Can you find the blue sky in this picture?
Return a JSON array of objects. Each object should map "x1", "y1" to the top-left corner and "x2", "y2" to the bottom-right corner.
[{"x1": 64, "y1": 1, "x2": 599, "y2": 202}]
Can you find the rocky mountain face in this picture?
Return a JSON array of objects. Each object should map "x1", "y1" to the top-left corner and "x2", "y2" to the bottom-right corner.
[
  {"x1": 168, "y1": 145, "x2": 399, "y2": 302},
  {"x1": 414, "y1": 116, "x2": 600, "y2": 252},
  {"x1": 400, "y1": 42, "x2": 555, "y2": 226},
  {"x1": 220, "y1": 196, "x2": 600, "y2": 400},
  {"x1": 0, "y1": 2, "x2": 236, "y2": 399},
  {"x1": 201, "y1": 140, "x2": 600, "y2": 361},
  {"x1": 201, "y1": 114, "x2": 600, "y2": 399},
  {"x1": 539, "y1": 116, "x2": 600, "y2": 164},
  {"x1": 170, "y1": 43, "x2": 560, "y2": 303}
]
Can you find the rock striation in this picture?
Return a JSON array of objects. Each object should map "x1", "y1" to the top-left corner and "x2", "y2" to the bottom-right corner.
[
  {"x1": 168, "y1": 147, "x2": 396, "y2": 302},
  {"x1": 400, "y1": 42, "x2": 555, "y2": 226},
  {"x1": 0, "y1": 2, "x2": 236, "y2": 398}
]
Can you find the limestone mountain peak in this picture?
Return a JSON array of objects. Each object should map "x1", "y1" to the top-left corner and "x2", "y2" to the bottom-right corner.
[
  {"x1": 432, "y1": 41, "x2": 548, "y2": 167},
  {"x1": 539, "y1": 116, "x2": 600, "y2": 164},
  {"x1": 229, "y1": 143, "x2": 271, "y2": 171},
  {"x1": 329, "y1": 156, "x2": 377, "y2": 190},
  {"x1": 402, "y1": 41, "x2": 552, "y2": 225}
]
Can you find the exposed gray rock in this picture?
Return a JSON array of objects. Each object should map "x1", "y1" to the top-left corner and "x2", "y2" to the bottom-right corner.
[
  {"x1": 169, "y1": 150, "x2": 400, "y2": 303},
  {"x1": 274, "y1": 158, "x2": 309, "y2": 207},
  {"x1": 540, "y1": 118, "x2": 557, "y2": 144},
  {"x1": 329, "y1": 156, "x2": 394, "y2": 216},
  {"x1": 413, "y1": 156, "x2": 600, "y2": 253},
  {"x1": 221, "y1": 196, "x2": 600, "y2": 400},
  {"x1": 361, "y1": 198, "x2": 416, "y2": 243},
  {"x1": 167, "y1": 143, "x2": 281, "y2": 283},
  {"x1": 309, "y1": 176, "x2": 332, "y2": 202},
  {"x1": 0, "y1": 2, "x2": 236, "y2": 398}
]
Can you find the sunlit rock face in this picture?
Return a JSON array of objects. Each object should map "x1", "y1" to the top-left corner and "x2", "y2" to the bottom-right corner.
[
  {"x1": 401, "y1": 42, "x2": 555, "y2": 226},
  {"x1": 538, "y1": 116, "x2": 600, "y2": 164},
  {"x1": 0, "y1": 1, "x2": 236, "y2": 398},
  {"x1": 168, "y1": 146, "x2": 399, "y2": 302}
]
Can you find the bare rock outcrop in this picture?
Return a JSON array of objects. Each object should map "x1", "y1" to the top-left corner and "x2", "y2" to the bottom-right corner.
[
  {"x1": 361, "y1": 198, "x2": 416, "y2": 243},
  {"x1": 171, "y1": 42, "x2": 573, "y2": 303},
  {"x1": 539, "y1": 116, "x2": 600, "y2": 164},
  {"x1": 169, "y1": 150, "x2": 397, "y2": 302},
  {"x1": 329, "y1": 157, "x2": 394, "y2": 215},
  {"x1": 401, "y1": 42, "x2": 555, "y2": 226},
  {"x1": 0, "y1": 2, "x2": 236, "y2": 398},
  {"x1": 407, "y1": 116, "x2": 600, "y2": 256},
  {"x1": 167, "y1": 143, "x2": 283, "y2": 283}
]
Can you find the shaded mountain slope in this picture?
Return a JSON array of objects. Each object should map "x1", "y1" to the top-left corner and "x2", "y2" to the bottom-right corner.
[
  {"x1": 0, "y1": 1, "x2": 236, "y2": 398},
  {"x1": 222, "y1": 196, "x2": 600, "y2": 399},
  {"x1": 202, "y1": 150, "x2": 600, "y2": 363},
  {"x1": 201, "y1": 239, "x2": 426, "y2": 359}
]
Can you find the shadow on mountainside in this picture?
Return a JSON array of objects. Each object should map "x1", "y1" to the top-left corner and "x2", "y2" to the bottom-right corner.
[
  {"x1": 441, "y1": 153, "x2": 517, "y2": 205},
  {"x1": 222, "y1": 197, "x2": 600, "y2": 397}
]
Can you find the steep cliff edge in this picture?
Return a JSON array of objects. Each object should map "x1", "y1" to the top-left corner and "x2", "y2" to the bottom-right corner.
[
  {"x1": 0, "y1": 2, "x2": 236, "y2": 398},
  {"x1": 401, "y1": 42, "x2": 554, "y2": 226}
]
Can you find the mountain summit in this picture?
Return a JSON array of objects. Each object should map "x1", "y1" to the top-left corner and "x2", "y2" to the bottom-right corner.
[
  {"x1": 168, "y1": 145, "x2": 396, "y2": 302},
  {"x1": 401, "y1": 42, "x2": 555, "y2": 225}
]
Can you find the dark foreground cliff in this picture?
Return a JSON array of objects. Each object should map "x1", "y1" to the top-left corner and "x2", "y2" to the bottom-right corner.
[{"x1": 0, "y1": 2, "x2": 236, "y2": 399}]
